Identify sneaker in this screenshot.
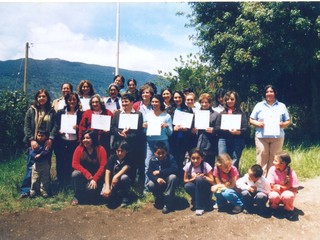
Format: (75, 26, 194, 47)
(20, 192, 29, 199)
(41, 191, 49, 198)
(232, 205, 243, 214)
(120, 198, 129, 208)
(162, 205, 171, 214)
(195, 209, 204, 216)
(29, 190, 36, 198)
(213, 203, 218, 209)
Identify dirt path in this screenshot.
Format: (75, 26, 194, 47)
(0, 177, 319, 240)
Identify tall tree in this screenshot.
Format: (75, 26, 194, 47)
(188, 2, 320, 140)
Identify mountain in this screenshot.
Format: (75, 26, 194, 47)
(0, 58, 161, 99)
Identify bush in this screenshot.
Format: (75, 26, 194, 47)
(0, 90, 29, 161)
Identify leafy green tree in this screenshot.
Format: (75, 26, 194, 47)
(159, 53, 219, 98)
(0, 90, 29, 160)
(187, 2, 320, 140)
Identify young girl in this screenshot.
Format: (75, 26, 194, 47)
(267, 152, 299, 218)
(212, 153, 243, 214)
(183, 148, 214, 216)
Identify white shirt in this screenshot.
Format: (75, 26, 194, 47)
(236, 173, 271, 194)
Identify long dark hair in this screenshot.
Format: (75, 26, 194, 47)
(172, 90, 188, 109)
(33, 89, 52, 112)
(77, 80, 95, 97)
(81, 130, 99, 148)
(151, 94, 166, 111)
(224, 90, 241, 111)
(65, 92, 82, 112)
(188, 148, 205, 178)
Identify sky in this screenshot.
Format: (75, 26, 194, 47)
(0, 2, 199, 75)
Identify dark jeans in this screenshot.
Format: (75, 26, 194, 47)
(20, 150, 34, 195)
(71, 170, 103, 203)
(147, 174, 178, 208)
(184, 176, 212, 210)
(218, 138, 245, 169)
(54, 138, 78, 187)
(241, 190, 268, 211)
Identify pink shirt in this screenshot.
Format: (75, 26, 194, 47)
(267, 166, 299, 188)
(213, 166, 239, 183)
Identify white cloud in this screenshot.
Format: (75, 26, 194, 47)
(0, 3, 198, 75)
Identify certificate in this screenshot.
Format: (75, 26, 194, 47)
(60, 114, 77, 134)
(91, 114, 111, 131)
(57, 99, 66, 110)
(105, 101, 117, 112)
(263, 114, 280, 136)
(172, 109, 194, 129)
(146, 118, 162, 136)
(80, 98, 90, 111)
(194, 110, 210, 130)
(220, 114, 242, 130)
(119, 114, 139, 130)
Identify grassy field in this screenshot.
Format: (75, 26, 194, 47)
(1, 145, 319, 214)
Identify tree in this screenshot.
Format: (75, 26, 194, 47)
(159, 54, 219, 98)
(188, 2, 320, 140)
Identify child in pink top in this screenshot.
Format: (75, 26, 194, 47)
(267, 152, 299, 218)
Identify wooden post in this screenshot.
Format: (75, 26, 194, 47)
(23, 42, 29, 94)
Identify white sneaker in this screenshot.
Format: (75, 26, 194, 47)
(196, 209, 204, 216)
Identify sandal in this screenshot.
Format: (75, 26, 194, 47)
(71, 198, 79, 206)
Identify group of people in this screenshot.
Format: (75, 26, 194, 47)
(19, 75, 298, 219)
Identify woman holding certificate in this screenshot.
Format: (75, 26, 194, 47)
(78, 94, 113, 154)
(215, 91, 248, 170)
(249, 85, 290, 176)
(166, 91, 194, 178)
(111, 93, 144, 184)
(195, 93, 219, 167)
(143, 94, 173, 189)
(54, 93, 83, 188)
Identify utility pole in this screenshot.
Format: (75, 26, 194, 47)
(115, 2, 120, 75)
(23, 42, 29, 94)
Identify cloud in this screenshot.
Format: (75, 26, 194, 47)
(0, 2, 198, 74)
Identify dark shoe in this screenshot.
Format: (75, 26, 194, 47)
(41, 191, 49, 198)
(218, 204, 229, 212)
(120, 198, 129, 208)
(20, 192, 29, 199)
(162, 205, 171, 214)
(29, 191, 36, 199)
(285, 210, 297, 220)
(232, 205, 243, 214)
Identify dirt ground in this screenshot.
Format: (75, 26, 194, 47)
(0, 176, 319, 240)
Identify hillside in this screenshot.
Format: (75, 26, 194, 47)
(0, 58, 161, 99)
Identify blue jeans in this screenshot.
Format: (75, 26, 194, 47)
(20, 150, 34, 195)
(144, 140, 169, 188)
(215, 188, 243, 207)
(218, 138, 245, 169)
(184, 176, 212, 210)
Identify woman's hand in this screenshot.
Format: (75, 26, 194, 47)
(88, 179, 97, 189)
(44, 139, 53, 150)
(229, 129, 241, 135)
(102, 187, 111, 198)
(205, 127, 214, 134)
(30, 140, 38, 150)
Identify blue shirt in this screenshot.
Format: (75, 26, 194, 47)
(250, 100, 290, 138)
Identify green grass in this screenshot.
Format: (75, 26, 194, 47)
(1, 144, 319, 214)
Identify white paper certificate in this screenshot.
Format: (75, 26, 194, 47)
(91, 114, 111, 131)
(60, 114, 77, 134)
(105, 101, 117, 112)
(172, 109, 194, 129)
(80, 98, 90, 111)
(263, 114, 280, 136)
(119, 114, 139, 130)
(146, 118, 162, 136)
(220, 114, 242, 130)
(194, 110, 210, 130)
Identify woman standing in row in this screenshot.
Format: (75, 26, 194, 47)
(250, 85, 290, 176)
(215, 91, 248, 169)
(20, 89, 56, 197)
(55, 93, 83, 187)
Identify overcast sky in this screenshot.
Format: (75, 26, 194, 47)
(0, 2, 199, 74)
